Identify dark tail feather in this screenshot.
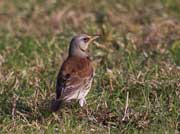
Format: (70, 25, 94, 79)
(50, 99, 62, 112)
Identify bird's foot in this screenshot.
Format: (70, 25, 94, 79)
(79, 98, 86, 107)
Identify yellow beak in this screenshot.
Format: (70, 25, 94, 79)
(88, 35, 100, 44)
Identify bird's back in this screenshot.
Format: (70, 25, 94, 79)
(56, 56, 94, 101)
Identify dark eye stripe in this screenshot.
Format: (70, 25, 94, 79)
(83, 37, 89, 43)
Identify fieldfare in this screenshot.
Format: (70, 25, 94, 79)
(51, 34, 99, 112)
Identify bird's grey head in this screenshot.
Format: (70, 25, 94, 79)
(69, 34, 99, 57)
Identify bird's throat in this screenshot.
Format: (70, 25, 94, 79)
(79, 46, 86, 52)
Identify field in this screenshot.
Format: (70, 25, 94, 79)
(0, 0, 180, 133)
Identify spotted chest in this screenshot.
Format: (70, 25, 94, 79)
(63, 75, 93, 101)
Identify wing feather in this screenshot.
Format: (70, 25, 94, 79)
(56, 56, 93, 101)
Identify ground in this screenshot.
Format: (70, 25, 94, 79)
(0, 0, 180, 133)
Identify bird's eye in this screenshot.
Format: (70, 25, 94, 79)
(83, 37, 89, 43)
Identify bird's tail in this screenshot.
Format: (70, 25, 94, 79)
(50, 99, 62, 112)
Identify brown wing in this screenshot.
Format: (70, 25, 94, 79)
(56, 56, 94, 101)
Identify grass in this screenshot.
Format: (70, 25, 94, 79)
(0, 0, 180, 133)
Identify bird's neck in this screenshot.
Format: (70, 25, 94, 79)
(69, 48, 88, 58)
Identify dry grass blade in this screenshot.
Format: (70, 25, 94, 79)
(12, 95, 19, 121)
(122, 91, 130, 122)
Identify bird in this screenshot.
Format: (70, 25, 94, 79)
(51, 34, 99, 112)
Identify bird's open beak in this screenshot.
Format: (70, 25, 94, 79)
(88, 35, 100, 44)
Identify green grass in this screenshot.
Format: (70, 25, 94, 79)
(0, 0, 180, 133)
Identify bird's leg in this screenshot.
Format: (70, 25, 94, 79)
(79, 98, 86, 107)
